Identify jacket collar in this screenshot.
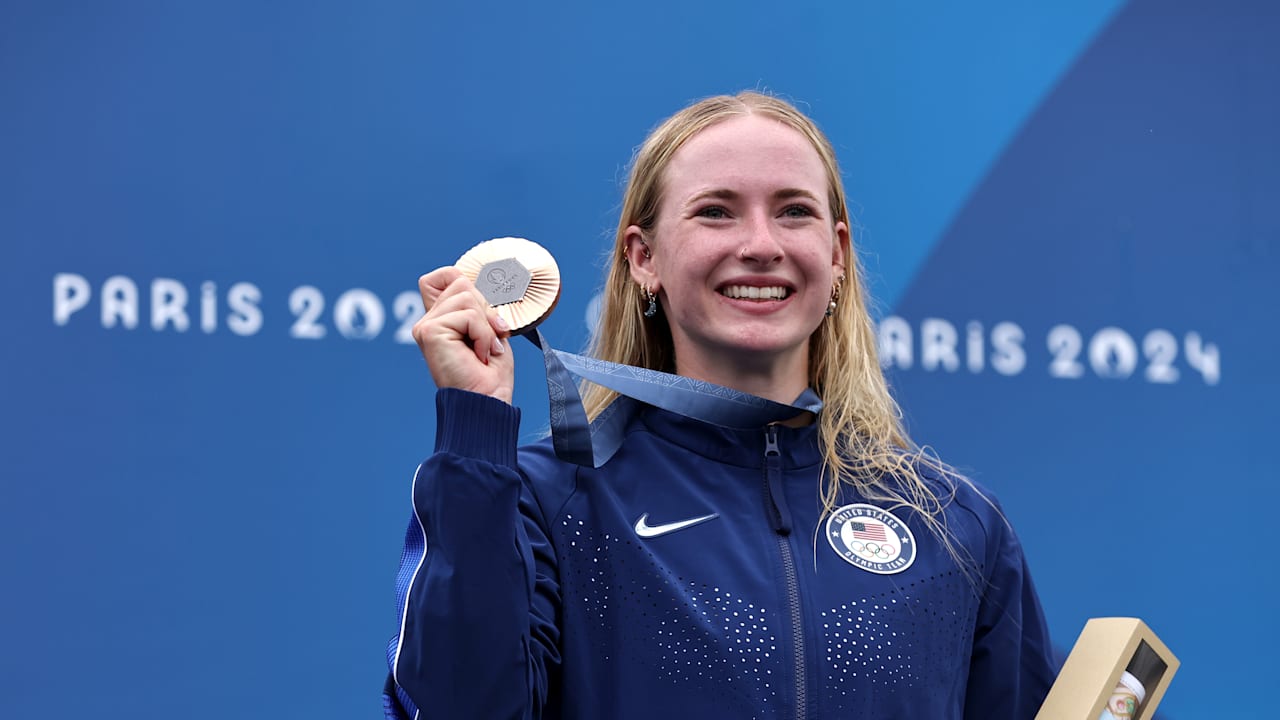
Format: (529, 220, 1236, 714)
(634, 402, 824, 470)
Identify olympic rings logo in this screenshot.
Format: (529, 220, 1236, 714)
(848, 540, 897, 560)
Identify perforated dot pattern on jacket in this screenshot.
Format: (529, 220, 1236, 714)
(558, 514, 782, 717)
(821, 569, 980, 709)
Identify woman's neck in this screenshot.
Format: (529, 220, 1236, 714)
(674, 351, 811, 409)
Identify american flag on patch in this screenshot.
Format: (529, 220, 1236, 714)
(850, 521, 887, 541)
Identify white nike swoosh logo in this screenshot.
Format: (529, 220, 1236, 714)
(634, 512, 720, 538)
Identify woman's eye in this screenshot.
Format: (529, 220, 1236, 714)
(697, 206, 729, 219)
(782, 204, 814, 218)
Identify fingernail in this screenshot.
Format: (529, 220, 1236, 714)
(491, 337, 506, 355)
(493, 314, 510, 331)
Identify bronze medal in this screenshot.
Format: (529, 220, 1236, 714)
(455, 237, 561, 334)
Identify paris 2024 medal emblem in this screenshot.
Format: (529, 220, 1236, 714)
(825, 503, 916, 574)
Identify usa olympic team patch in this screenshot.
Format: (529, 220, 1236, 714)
(825, 503, 916, 574)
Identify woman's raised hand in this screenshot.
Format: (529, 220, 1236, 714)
(412, 267, 515, 404)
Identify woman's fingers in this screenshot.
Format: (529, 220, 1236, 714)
(419, 267, 463, 313)
(425, 285, 503, 355)
(489, 312, 511, 336)
(411, 268, 515, 402)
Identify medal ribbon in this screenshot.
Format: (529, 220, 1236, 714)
(526, 330, 822, 468)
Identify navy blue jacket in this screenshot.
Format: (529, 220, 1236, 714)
(384, 389, 1055, 718)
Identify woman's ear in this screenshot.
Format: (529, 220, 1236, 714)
(624, 225, 659, 291)
(832, 221, 849, 279)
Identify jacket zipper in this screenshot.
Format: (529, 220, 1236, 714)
(764, 426, 806, 720)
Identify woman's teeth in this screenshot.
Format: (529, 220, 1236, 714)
(720, 285, 788, 300)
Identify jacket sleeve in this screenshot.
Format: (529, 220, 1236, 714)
(383, 389, 562, 719)
(964, 505, 1057, 720)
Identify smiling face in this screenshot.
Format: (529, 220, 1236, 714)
(626, 113, 848, 396)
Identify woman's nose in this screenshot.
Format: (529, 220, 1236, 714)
(738, 212, 784, 264)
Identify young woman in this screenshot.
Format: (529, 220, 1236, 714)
(385, 92, 1056, 719)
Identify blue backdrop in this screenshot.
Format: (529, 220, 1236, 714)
(3, 1, 1274, 717)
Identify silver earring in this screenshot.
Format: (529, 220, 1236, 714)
(825, 279, 841, 318)
(643, 286, 658, 318)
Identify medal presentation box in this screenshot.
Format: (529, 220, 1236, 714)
(1036, 618, 1179, 720)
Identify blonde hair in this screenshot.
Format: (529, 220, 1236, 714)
(583, 91, 970, 568)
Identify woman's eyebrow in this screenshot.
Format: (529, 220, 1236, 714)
(683, 187, 820, 208)
(684, 188, 738, 207)
(773, 188, 821, 202)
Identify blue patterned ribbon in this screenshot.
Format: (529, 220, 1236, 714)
(526, 330, 823, 468)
